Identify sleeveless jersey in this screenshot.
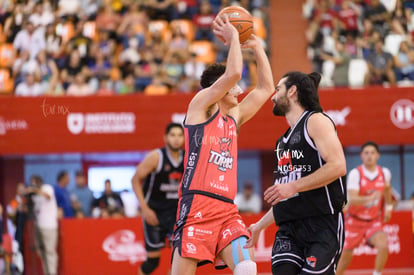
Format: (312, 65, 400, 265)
(180, 110, 238, 202)
(143, 147, 184, 211)
(347, 165, 386, 220)
(272, 111, 346, 224)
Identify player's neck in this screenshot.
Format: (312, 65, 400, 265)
(285, 106, 306, 128)
(363, 164, 377, 172)
(166, 146, 180, 160)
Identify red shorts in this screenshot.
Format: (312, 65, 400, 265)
(343, 214, 384, 250)
(173, 193, 249, 266)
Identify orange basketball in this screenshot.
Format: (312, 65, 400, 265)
(216, 6, 254, 44)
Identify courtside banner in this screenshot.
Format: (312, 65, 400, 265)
(1, 87, 413, 154)
(51, 212, 412, 275)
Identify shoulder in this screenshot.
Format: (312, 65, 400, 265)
(307, 112, 335, 135)
(381, 166, 392, 182)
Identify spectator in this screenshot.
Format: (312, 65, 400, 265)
(95, 4, 121, 37)
(117, 2, 148, 45)
(365, 39, 396, 85)
(54, 171, 74, 218)
(168, 25, 189, 57)
(363, 0, 389, 36)
(394, 40, 414, 81)
(29, 175, 58, 275)
(13, 49, 40, 85)
(36, 50, 59, 94)
(29, 2, 54, 27)
(96, 77, 115, 96)
(144, 72, 169, 95)
(66, 20, 93, 61)
(66, 72, 94, 96)
(13, 21, 45, 59)
(320, 39, 351, 87)
(57, 0, 81, 20)
(234, 183, 262, 214)
(135, 50, 158, 91)
(93, 179, 124, 217)
(146, 0, 178, 22)
(45, 23, 64, 60)
(69, 171, 94, 217)
(116, 73, 135, 95)
(3, 3, 25, 43)
(60, 50, 88, 89)
(193, 0, 215, 41)
(15, 73, 43, 96)
(162, 52, 185, 89)
(337, 0, 360, 39)
(7, 183, 27, 256)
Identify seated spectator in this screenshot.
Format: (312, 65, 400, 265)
(36, 50, 59, 94)
(66, 20, 93, 62)
(15, 73, 43, 96)
(394, 41, 414, 81)
(3, 3, 25, 43)
(144, 72, 169, 95)
(234, 183, 262, 214)
(117, 2, 148, 45)
(146, 30, 168, 65)
(135, 51, 158, 91)
(365, 39, 396, 85)
(60, 50, 88, 89)
(92, 179, 124, 217)
(363, 0, 390, 36)
(337, 0, 360, 39)
(96, 77, 115, 96)
(162, 52, 185, 89)
(168, 25, 189, 57)
(66, 72, 94, 96)
(146, 0, 178, 22)
(320, 39, 351, 87)
(116, 73, 136, 95)
(45, 23, 64, 61)
(193, 0, 215, 41)
(13, 50, 40, 85)
(29, 2, 54, 27)
(13, 20, 45, 59)
(95, 4, 121, 38)
(57, 0, 81, 21)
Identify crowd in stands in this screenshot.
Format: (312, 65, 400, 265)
(304, 0, 414, 87)
(0, 0, 268, 96)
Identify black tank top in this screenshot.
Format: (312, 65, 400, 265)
(272, 111, 346, 225)
(143, 147, 184, 211)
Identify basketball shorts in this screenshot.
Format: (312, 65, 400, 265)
(143, 209, 177, 251)
(343, 214, 384, 250)
(272, 212, 344, 275)
(173, 193, 249, 267)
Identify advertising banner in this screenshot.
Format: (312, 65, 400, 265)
(1, 87, 413, 154)
(54, 211, 413, 275)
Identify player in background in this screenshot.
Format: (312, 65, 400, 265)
(336, 141, 393, 275)
(171, 14, 274, 275)
(132, 123, 184, 275)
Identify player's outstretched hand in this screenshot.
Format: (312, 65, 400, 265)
(142, 207, 159, 226)
(212, 14, 239, 46)
(244, 223, 261, 248)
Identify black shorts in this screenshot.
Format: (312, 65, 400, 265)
(272, 212, 344, 275)
(143, 209, 177, 251)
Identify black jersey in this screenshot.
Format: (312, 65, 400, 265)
(272, 111, 346, 225)
(143, 147, 184, 212)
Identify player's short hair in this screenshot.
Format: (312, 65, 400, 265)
(361, 141, 379, 153)
(75, 170, 85, 177)
(165, 122, 183, 135)
(282, 71, 323, 112)
(57, 170, 68, 182)
(200, 63, 226, 88)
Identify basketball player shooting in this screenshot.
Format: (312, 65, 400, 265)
(171, 12, 274, 275)
(246, 72, 347, 275)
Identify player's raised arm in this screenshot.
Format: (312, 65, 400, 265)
(186, 14, 242, 125)
(231, 34, 274, 126)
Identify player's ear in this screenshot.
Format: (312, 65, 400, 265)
(287, 85, 297, 98)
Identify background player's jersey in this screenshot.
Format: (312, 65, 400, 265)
(273, 111, 346, 224)
(179, 110, 238, 201)
(143, 147, 184, 211)
(347, 165, 386, 220)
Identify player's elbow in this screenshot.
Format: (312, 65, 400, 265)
(224, 70, 242, 84)
(335, 160, 347, 178)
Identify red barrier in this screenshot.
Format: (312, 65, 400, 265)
(1, 87, 413, 154)
(54, 211, 413, 275)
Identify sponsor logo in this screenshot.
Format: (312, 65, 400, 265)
(390, 99, 414, 129)
(208, 137, 234, 172)
(325, 107, 351, 126)
(194, 211, 202, 219)
(306, 256, 317, 268)
(67, 112, 135, 135)
(0, 117, 28, 136)
(102, 230, 146, 264)
(186, 243, 197, 254)
(222, 229, 232, 239)
(188, 226, 194, 237)
(210, 180, 229, 192)
(183, 152, 197, 188)
(274, 239, 291, 252)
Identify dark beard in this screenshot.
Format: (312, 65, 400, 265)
(272, 98, 290, 116)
